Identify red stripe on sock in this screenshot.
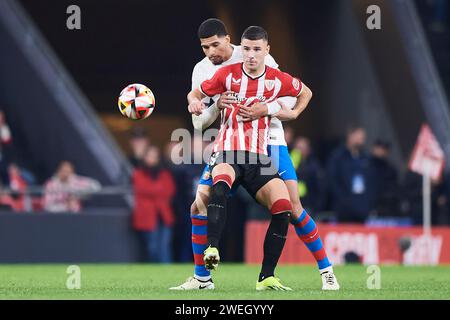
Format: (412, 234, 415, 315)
(312, 247, 327, 261)
(192, 234, 207, 244)
(191, 217, 207, 226)
(213, 174, 233, 189)
(194, 253, 205, 266)
(299, 226, 320, 243)
(295, 214, 310, 228)
(270, 199, 292, 215)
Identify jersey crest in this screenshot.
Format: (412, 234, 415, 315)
(265, 79, 275, 91)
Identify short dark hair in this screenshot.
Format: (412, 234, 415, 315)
(241, 26, 268, 42)
(197, 18, 228, 39)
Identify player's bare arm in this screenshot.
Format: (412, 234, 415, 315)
(274, 83, 312, 121)
(187, 88, 207, 115)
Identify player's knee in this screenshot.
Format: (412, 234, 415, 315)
(270, 198, 292, 215)
(213, 174, 233, 188)
(211, 174, 233, 197)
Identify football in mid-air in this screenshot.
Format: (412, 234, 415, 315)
(118, 83, 155, 120)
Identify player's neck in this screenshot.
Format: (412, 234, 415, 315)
(242, 63, 265, 78)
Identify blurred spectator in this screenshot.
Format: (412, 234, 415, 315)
(7, 163, 29, 211)
(283, 125, 295, 150)
(0, 110, 13, 185)
(435, 172, 449, 225)
(290, 136, 327, 213)
(327, 126, 376, 223)
(0, 163, 28, 212)
(128, 127, 150, 167)
(370, 139, 399, 216)
(132, 146, 176, 263)
(43, 161, 101, 213)
(443, 172, 450, 224)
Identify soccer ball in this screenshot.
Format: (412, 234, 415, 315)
(118, 83, 155, 120)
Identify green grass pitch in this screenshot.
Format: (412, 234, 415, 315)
(0, 264, 449, 299)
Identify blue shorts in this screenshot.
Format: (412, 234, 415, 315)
(267, 145, 298, 181)
(198, 145, 297, 187)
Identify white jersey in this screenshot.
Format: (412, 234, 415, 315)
(191, 45, 294, 146)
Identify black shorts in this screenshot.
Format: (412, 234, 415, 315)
(208, 151, 281, 199)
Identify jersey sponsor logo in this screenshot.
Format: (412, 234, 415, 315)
(232, 77, 241, 84)
(264, 80, 275, 91)
(230, 93, 266, 104)
(292, 78, 300, 91)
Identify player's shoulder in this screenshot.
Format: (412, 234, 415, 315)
(266, 65, 280, 73)
(268, 67, 298, 80)
(267, 65, 286, 73)
(193, 57, 210, 73)
(228, 62, 243, 69)
(266, 65, 285, 77)
(218, 62, 242, 74)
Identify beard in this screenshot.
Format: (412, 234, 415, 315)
(209, 56, 224, 65)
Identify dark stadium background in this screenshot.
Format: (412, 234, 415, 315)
(0, 0, 449, 265)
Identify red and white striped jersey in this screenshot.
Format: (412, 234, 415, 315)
(200, 62, 303, 155)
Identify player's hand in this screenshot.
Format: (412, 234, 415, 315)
(188, 100, 206, 116)
(217, 91, 236, 110)
(273, 100, 297, 121)
(238, 102, 268, 122)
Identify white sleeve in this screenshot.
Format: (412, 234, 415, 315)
(192, 103, 220, 130)
(191, 63, 203, 91)
(264, 54, 279, 69)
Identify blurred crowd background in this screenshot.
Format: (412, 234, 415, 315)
(1, 0, 450, 263)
